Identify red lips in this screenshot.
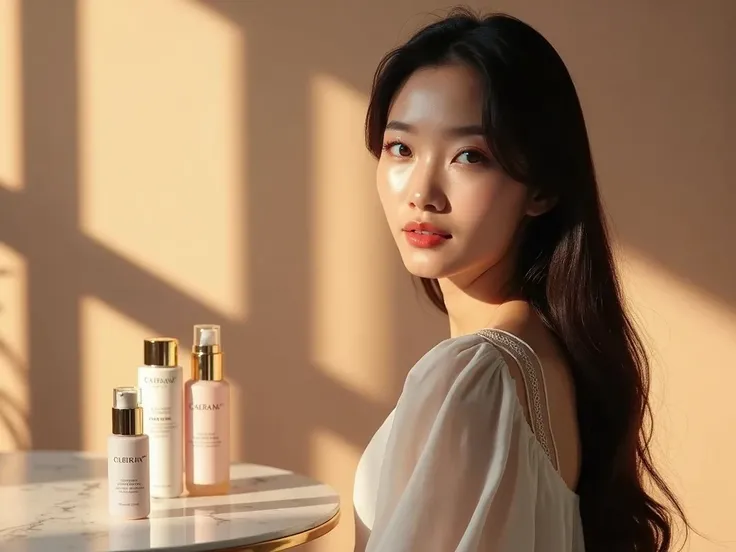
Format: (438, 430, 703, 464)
(401, 221, 452, 249)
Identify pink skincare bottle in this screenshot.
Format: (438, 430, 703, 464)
(185, 324, 230, 496)
(108, 386, 150, 519)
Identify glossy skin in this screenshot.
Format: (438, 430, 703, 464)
(376, 63, 552, 292)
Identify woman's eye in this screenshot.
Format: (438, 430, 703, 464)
(384, 142, 412, 158)
(455, 150, 486, 165)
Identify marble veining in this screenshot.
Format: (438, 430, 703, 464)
(0, 452, 340, 552)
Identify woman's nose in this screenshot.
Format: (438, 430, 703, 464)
(406, 164, 447, 213)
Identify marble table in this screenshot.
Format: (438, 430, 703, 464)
(0, 451, 340, 552)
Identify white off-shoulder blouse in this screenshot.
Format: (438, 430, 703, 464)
(353, 329, 585, 551)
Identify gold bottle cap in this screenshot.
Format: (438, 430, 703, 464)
(144, 337, 178, 367)
(111, 386, 144, 436)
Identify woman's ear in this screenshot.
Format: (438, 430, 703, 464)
(526, 189, 558, 217)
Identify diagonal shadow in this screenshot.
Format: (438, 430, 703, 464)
(0, 0, 391, 465)
(0, 188, 384, 453)
(0, 265, 28, 449)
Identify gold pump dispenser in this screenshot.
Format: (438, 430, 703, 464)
(191, 324, 223, 381)
(111, 387, 144, 436)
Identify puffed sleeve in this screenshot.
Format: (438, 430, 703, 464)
(364, 334, 529, 552)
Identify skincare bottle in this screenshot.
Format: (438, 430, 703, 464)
(108, 386, 150, 519)
(185, 324, 230, 496)
(137, 337, 183, 498)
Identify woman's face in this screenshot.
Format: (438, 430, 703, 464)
(377, 63, 541, 284)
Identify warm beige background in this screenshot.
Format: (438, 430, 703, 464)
(0, 0, 733, 550)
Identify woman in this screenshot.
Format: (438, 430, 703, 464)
(352, 8, 689, 552)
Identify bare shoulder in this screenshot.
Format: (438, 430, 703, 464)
(491, 301, 581, 490)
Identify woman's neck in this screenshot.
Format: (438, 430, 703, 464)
(439, 259, 521, 338)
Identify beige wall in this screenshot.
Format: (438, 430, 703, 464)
(0, 0, 733, 550)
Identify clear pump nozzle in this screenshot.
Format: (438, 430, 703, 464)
(194, 324, 221, 348)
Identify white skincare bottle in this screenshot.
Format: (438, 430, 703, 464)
(108, 386, 150, 519)
(137, 337, 183, 498)
(185, 324, 230, 496)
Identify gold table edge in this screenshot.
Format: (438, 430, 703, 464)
(212, 509, 341, 551)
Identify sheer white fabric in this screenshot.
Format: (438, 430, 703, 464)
(353, 333, 585, 551)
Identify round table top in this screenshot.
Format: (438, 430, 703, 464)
(0, 451, 340, 552)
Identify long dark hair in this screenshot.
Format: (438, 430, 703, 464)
(365, 8, 688, 552)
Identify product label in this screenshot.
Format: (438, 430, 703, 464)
(139, 369, 182, 438)
(113, 455, 147, 463)
(190, 403, 224, 411)
(138, 367, 183, 496)
(112, 474, 147, 497)
(143, 376, 177, 384)
(108, 436, 150, 516)
(186, 382, 230, 486)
